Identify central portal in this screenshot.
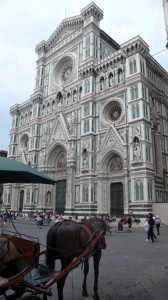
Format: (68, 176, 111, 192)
(110, 182, 123, 217)
(56, 180, 66, 215)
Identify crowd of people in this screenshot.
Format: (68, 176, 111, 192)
(0, 210, 162, 242)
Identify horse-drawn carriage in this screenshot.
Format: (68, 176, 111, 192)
(0, 218, 106, 300)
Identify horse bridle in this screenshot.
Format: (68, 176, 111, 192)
(0, 238, 10, 262)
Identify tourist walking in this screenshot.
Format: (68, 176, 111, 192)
(155, 215, 161, 235)
(148, 213, 155, 243)
(127, 215, 132, 232)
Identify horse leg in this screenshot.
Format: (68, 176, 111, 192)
(93, 249, 102, 300)
(57, 258, 72, 300)
(82, 259, 89, 297)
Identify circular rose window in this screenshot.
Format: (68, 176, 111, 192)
(51, 53, 76, 90)
(100, 98, 124, 126)
(109, 105, 122, 121)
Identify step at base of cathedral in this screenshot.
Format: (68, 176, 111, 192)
(128, 203, 153, 216)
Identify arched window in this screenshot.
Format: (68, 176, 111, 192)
(131, 85, 138, 100)
(82, 185, 89, 202)
(148, 181, 153, 200)
(133, 59, 137, 73)
(21, 116, 24, 125)
(46, 191, 51, 204)
(131, 104, 140, 119)
(85, 80, 90, 94)
(130, 60, 133, 75)
(25, 114, 28, 124)
(135, 180, 144, 200)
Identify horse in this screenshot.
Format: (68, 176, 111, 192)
(0, 236, 21, 273)
(46, 217, 107, 300)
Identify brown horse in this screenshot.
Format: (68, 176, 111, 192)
(46, 217, 106, 300)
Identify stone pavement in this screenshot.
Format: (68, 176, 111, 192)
(1, 220, 168, 300)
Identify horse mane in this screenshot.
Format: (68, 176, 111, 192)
(85, 217, 107, 235)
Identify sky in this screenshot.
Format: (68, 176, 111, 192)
(0, 0, 168, 151)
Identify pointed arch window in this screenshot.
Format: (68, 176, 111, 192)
(148, 181, 153, 200)
(131, 85, 138, 100)
(130, 59, 137, 75)
(85, 79, 90, 94)
(131, 104, 140, 119)
(82, 185, 89, 202)
(135, 180, 144, 200)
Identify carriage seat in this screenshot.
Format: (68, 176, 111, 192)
(0, 257, 33, 280)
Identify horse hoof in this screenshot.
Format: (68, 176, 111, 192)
(82, 290, 89, 297)
(93, 294, 100, 300)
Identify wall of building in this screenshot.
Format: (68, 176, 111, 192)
(153, 203, 168, 225)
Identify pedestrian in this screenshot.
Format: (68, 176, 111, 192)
(46, 213, 51, 226)
(144, 216, 149, 241)
(155, 215, 161, 235)
(37, 215, 43, 228)
(105, 219, 112, 235)
(148, 213, 155, 243)
(127, 215, 132, 232)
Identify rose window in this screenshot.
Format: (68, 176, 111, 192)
(109, 105, 122, 121)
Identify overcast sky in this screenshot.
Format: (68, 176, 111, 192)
(0, 0, 167, 151)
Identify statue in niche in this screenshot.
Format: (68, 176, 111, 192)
(82, 148, 88, 168)
(100, 78, 104, 91)
(133, 137, 141, 159)
(118, 69, 123, 83)
(67, 142, 74, 159)
(109, 74, 113, 87)
(134, 142, 141, 158)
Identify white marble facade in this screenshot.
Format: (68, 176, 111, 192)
(4, 2, 168, 217)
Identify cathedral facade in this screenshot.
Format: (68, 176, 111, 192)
(3, 3, 168, 217)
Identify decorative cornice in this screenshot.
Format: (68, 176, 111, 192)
(146, 54, 168, 80)
(121, 35, 149, 57)
(80, 2, 103, 22)
(36, 16, 83, 55)
(79, 50, 126, 77)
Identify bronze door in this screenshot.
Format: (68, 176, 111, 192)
(110, 183, 123, 217)
(19, 190, 24, 212)
(56, 180, 66, 215)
